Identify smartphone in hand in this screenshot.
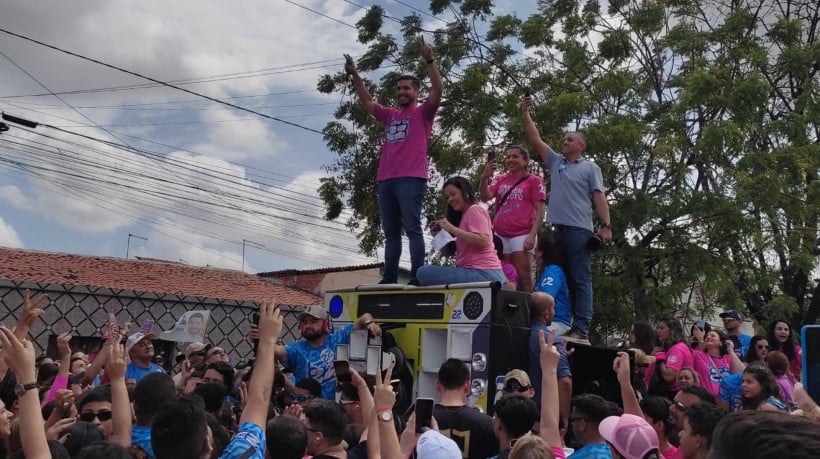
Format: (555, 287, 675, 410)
(487, 151, 497, 162)
(415, 397, 434, 433)
(334, 360, 352, 383)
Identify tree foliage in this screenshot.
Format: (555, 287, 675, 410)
(318, 0, 820, 337)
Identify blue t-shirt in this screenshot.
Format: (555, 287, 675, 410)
(535, 264, 571, 327)
(131, 425, 154, 457)
(125, 363, 165, 382)
(542, 148, 605, 232)
(219, 422, 265, 459)
(736, 334, 751, 359)
(717, 372, 743, 412)
(285, 325, 353, 400)
(569, 442, 612, 459)
(530, 320, 572, 404)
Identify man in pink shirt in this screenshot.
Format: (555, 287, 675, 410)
(345, 38, 443, 284)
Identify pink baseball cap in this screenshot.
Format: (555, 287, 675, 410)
(598, 414, 660, 459)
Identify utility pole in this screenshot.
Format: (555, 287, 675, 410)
(126, 233, 147, 259)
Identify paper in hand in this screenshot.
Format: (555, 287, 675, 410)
(432, 229, 455, 252)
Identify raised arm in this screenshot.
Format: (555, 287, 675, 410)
(614, 352, 643, 417)
(0, 326, 50, 459)
(479, 161, 496, 202)
(522, 95, 552, 162)
(240, 302, 283, 428)
(419, 37, 442, 106)
(538, 329, 562, 449)
(105, 330, 132, 448)
(344, 54, 376, 115)
(354, 313, 382, 337)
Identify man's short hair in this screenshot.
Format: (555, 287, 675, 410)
(338, 373, 375, 400)
(77, 386, 112, 412)
(295, 378, 322, 398)
(152, 395, 208, 459)
(640, 396, 673, 433)
(437, 358, 470, 390)
(711, 411, 820, 459)
(303, 399, 347, 445)
(679, 385, 716, 405)
(571, 394, 623, 425)
(684, 403, 725, 450)
(266, 415, 308, 459)
(397, 74, 420, 90)
(494, 395, 539, 439)
(572, 130, 588, 149)
(192, 382, 228, 414)
(206, 361, 235, 391)
(134, 373, 177, 422)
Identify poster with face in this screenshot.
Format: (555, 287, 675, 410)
(159, 310, 210, 343)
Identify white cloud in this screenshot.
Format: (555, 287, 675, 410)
(0, 216, 24, 248)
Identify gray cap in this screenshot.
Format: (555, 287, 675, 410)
(298, 305, 328, 321)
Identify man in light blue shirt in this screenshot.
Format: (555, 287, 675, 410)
(274, 305, 381, 400)
(523, 95, 612, 343)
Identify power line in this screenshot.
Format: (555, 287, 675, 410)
(0, 27, 326, 135)
(284, 0, 357, 28)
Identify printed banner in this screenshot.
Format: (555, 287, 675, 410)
(159, 310, 210, 343)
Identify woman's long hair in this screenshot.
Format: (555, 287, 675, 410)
(658, 318, 685, 350)
(743, 335, 768, 363)
(631, 320, 656, 355)
(741, 365, 782, 410)
(706, 329, 730, 357)
(442, 176, 477, 227)
(766, 319, 797, 362)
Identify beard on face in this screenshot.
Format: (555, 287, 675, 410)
(302, 327, 323, 342)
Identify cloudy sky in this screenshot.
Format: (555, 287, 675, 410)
(0, 1, 526, 274)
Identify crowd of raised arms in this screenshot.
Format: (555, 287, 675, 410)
(2, 41, 819, 459)
(1, 291, 819, 459)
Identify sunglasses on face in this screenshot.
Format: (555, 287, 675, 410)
(79, 410, 113, 422)
(288, 393, 314, 403)
(503, 381, 531, 393)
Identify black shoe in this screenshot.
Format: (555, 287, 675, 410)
(407, 279, 421, 287)
(562, 328, 591, 345)
(379, 278, 398, 284)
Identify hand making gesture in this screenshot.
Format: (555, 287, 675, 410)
(13, 289, 47, 340)
(419, 36, 434, 62)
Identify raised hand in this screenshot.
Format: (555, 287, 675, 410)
(613, 352, 631, 383)
(419, 36, 433, 61)
(538, 329, 560, 372)
(106, 343, 127, 381)
(0, 326, 36, 379)
(522, 93, 534, 113)
(257, 302, 283, 343)
(343, 53, 357, 75)
(373, 367, 396, 411)
(481, 160, 496, 180)
(57, 332, 72, 358)
(13, 289, 46, 340)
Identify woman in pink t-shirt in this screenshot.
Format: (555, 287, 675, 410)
(416, 177, 506, 286)
(649, 318, 693, 396)
(767, 319, 802, 381)
(691, 329, 745, 396)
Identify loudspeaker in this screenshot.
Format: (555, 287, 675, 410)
(565, 343, 634, 406)
(486, 289, 532, 415)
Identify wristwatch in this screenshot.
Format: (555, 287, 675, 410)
(378, 410, 394, 422)
(14, 382, 37, 397)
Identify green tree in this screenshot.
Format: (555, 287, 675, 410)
(318, 0, 819, 337)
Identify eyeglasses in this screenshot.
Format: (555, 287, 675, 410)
(503, 381, 531, 393)
(673, 401, 688, 413)
(756, 345, 770, 350)
(79, 410, 113, 422)
(288, 393, 314, 403)
(722, 317, 737, 322)
(339, 399, 358, 406)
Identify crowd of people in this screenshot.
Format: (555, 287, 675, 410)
(1, 288, 819, 459)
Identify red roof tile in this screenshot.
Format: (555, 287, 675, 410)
(0, 247, 322, 305)
(257, 262, 385, 277)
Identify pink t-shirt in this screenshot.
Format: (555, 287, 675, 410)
(489, 173, 547, 237)
(692, 350, 732, 396)
(372, 100, 439, 181)
(455, 205, 503, 270)
(663, 446, 682, 459)
(665, 341, 693, 392)
(502, 260, 519, 285)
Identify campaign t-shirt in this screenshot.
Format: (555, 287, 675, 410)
(692, 350, 732, 396)
(131, 425, 154, 458)
(664, 342, 693, 392)
(534, 264, 571, 327)
(530, 320, 572, 404)
(218, 422, 265, 459)
(285, 325, 353, 400)
(568, 442, 612, 459)
(125, 362, 165, 383)
(717, 372, 743, 412)
(455, 205, 503, 270)
(433, 404, 498, 459)
(489, 173, 547, 237)
(372, 100, 439, 181)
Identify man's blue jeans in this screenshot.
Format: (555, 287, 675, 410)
(378, 177, 426, 282)
(553, 225, 593, 334)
